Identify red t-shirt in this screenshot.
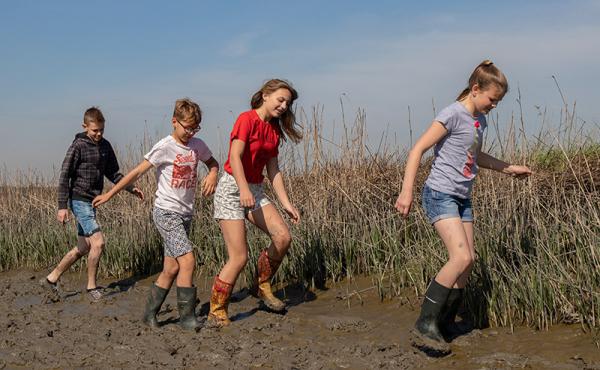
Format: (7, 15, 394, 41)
(224, 110, 281, 183)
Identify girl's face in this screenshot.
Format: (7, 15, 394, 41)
(262, 88, 292, 119)
(472, 84, 504, 115)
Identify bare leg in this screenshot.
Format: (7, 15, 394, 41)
(247, 204, 292, 260)
(47, 236, 90, 283)
(86, 232, 105, 290)
(433, 218, 475, 289)
(247, 204, 291, 312)
(454, 222, 475, 288)
(217, 219, 248, 285)
(155, 256, 179, 290)
(175, 252, 195, 288)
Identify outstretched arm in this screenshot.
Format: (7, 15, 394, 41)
(395, 121, 448, 217)
(93, 160, 153, 207)
(267, 156, 300, 224)
(477, 152, 532, 178)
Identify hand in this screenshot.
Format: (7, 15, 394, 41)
(57, 209, 69, 224)
(283, 203, 301, 224)
(201, 172, 218, 196)
(132, 187, 144, 200)
(239, 188, 255, 209)
(395, 191, 413, 218)
(507, 165, 533, 179)
(92, 193, 112, 208)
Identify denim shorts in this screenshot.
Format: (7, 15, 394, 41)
(69, 199, 101, 237)
(421, 185, 473, 224)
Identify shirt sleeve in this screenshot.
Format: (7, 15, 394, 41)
(194, 139, 213, 162)
(229, 113, 252, 143)
(144, 140, 166, 167)
(434, 105, 458, 134)
(57, 141, 80, 209)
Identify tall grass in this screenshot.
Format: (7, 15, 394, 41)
(0, 102, 598, 331)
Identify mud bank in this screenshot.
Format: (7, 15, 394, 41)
(0, 270, 598, 369)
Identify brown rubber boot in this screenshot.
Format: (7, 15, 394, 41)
(207, 276, 233, 327)
(257, 249, 286, 312)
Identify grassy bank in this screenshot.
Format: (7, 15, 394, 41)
(1, 104, 598, 331)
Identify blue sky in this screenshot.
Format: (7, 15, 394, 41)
(1, 0, 599, 176)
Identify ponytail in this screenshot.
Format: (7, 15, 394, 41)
(457, 60, 508, 101)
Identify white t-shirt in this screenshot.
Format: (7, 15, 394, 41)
(144, 135, 213, 215)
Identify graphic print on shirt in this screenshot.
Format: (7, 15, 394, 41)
(171, 150, 199, 189)
(463, 120, 480, 178)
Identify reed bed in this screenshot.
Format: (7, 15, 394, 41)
(0, 103, 598, 331)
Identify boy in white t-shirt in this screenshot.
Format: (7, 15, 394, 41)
(93, 98, 218, 330)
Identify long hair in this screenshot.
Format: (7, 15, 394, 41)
(456, 60, 508, 101)
(250, 79, 303, 143)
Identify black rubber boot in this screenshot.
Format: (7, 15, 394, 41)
(439, 288, 464, 340)
(142, 284, 169, 328)
(411, 279, 451, 355)
(177, 286, 201, 331)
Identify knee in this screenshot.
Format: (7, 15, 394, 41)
(230, 253, 248, 270)
(89, 239, 105, 253)
(450, 251, 475, 272)
(178, 254, 196, 271)
(75, 245, 89, 257)
(272, 230, 292, 250)
(164, 264, 179, 278)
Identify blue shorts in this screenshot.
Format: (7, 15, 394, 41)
(69, 199, 101, 237)
(421, 185, 473, 224)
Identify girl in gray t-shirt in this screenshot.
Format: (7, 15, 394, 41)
(395, 60, 532, 355)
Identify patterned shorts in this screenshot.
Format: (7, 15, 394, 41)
(152, 207, 194, 258)
(213, 172, 272, 220)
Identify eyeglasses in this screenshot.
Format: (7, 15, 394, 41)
(176, 120, 201, 135)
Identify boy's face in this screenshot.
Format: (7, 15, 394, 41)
(171, 117, 200, 144)
(83, 121, 105, 143)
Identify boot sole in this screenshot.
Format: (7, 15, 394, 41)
(259, 299, 287, 313)
(410, 329, 451, 357)
(206, 315, 231, 328)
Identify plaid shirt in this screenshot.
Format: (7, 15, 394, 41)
(57, 133, 131, 209)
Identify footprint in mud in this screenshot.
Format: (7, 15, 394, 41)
(320, 316, 372, 333)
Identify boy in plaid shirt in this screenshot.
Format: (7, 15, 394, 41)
(41, 107, 142, 301)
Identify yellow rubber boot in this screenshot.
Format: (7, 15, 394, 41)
(257, 250, 286, 312)
(208, 276, 233, 327)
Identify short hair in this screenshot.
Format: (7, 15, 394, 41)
(173, 98, 202, 125)
(83, 107, 105, 125)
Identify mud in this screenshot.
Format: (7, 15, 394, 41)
(0, 270, 598, 369)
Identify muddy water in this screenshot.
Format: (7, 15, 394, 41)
(0, 270, 598, 369)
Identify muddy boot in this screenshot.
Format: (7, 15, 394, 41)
(208, 277, 233, 327)
(439, 288, 464, 341)
(411, 280, 451, 356)
(142, 284, 169, 328)
(177, 286, 201, 330)
(257, 249, 286, 312)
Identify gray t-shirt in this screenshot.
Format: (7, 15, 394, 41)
(424, 101, 486, 199)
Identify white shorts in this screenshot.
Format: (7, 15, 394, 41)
(213, 172, 272, 220)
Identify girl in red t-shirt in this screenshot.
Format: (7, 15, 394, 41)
(210, 79, 303, 326)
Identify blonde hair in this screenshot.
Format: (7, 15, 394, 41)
(457, 60, 508, 101)
(83, 107, 105, 125)
(173, 98, 202, 125)
(251, 79, 303, 144)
